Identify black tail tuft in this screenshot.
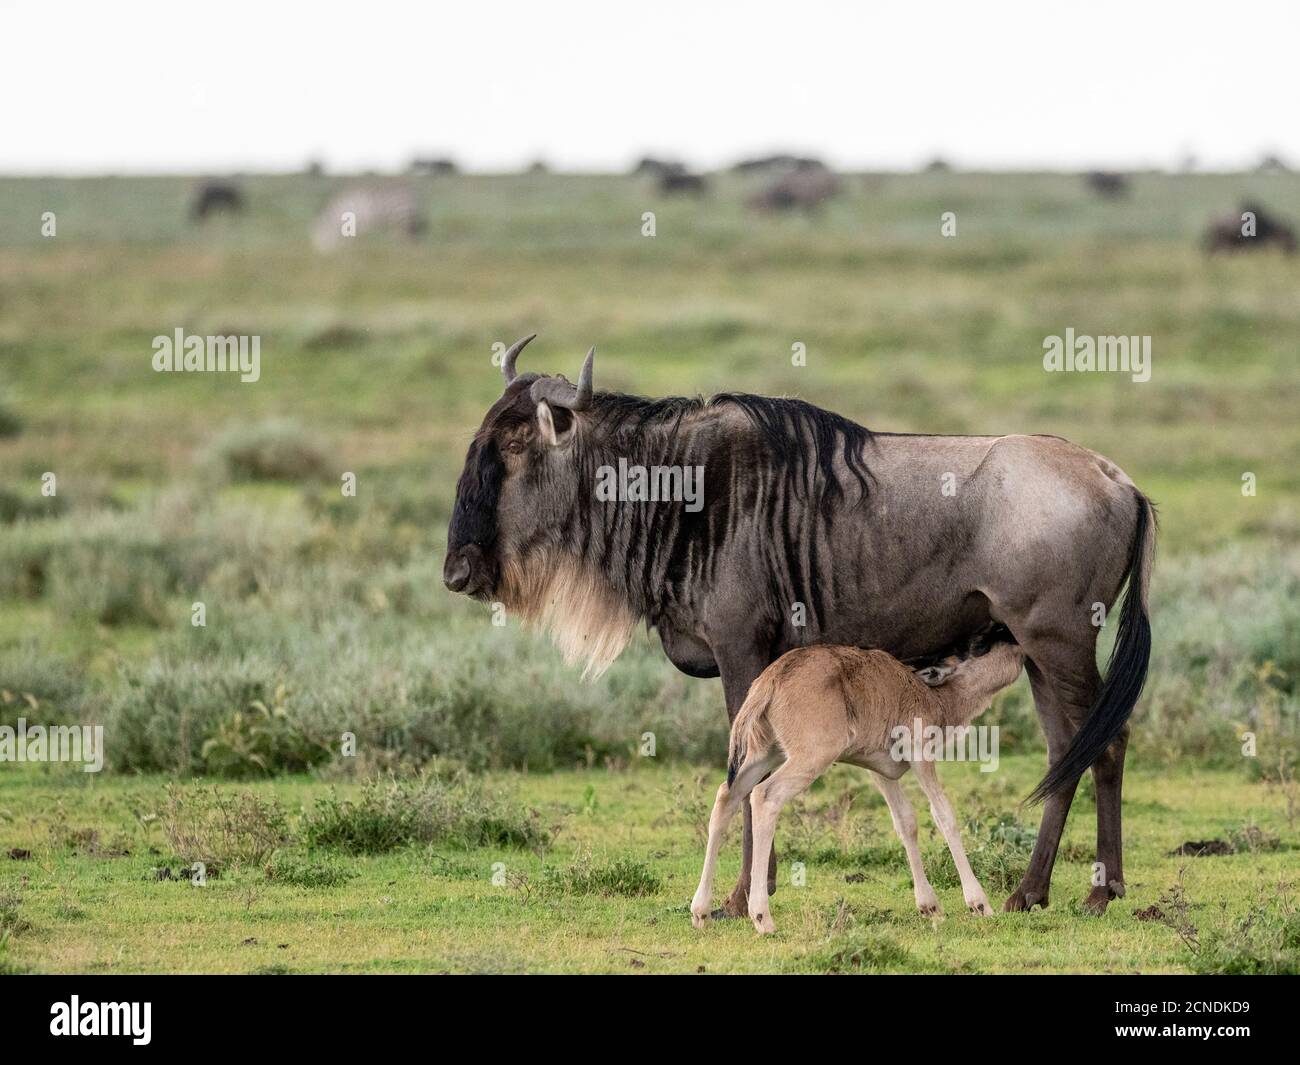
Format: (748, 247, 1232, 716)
(1028, 494, 1154, 804)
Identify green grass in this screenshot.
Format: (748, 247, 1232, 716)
(0, 171, 1297, 971)
(1, 758, 1297, 974)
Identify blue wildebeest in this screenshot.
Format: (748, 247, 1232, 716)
(444, 338, 1154, 917)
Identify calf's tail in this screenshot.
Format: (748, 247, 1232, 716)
(727, 675, 776, 786)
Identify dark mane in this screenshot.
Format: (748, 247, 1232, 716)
(711, 393, 873, 509)
(584, 390, 873, 511)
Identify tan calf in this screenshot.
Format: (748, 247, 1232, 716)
(691, 638, 1025, 934)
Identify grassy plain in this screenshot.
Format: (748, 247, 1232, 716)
(0, 170, 1297, 972)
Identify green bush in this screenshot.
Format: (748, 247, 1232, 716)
(542, 856, 662, 898)
(264, 852, 356, 888)
(302, 771, 547, 854)
(0, 404, 21, 439)
(160, 784, 292, 866)
(206, 419, 329, 482)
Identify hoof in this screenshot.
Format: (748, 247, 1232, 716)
(1003, 887, 1049, 912)
(1082, 885, 1114, 915)
(916, 891, 943, 917)
(719, 890, 749, 919)
(751, 911, 775, 935)
(691, 909, 710, 930)
(967, 897, 993, 916)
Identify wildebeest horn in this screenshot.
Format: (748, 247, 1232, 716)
(501, 334, 537, 385)
(530, 347, 595, 411)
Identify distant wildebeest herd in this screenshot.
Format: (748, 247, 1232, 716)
(444, 337, 1156, 924)
(187, 162, 1299, 256)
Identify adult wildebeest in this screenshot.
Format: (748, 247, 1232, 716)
(1203, 203, 1297, 255)
(1084, 171, 1129, 198)
(444, 338, 1155, 917)
(189, 180, 245, 221)
(658, 166, 708, 195)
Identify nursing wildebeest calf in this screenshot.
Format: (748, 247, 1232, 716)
(444, 337, 1155, 916)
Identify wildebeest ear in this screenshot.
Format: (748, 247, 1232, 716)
(536, 400, 570, 447)
(917, 664, 954, 687)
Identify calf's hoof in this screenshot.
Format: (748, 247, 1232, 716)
(750, 910, 776, 935)
(1003, 886, 1049, 912)
(967, 895, 993, 916)
(915, 889, 942, 917)
(690, 907, 710, 930)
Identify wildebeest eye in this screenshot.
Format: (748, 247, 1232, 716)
(503, 439, 527, 455)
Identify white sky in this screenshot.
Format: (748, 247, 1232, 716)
(3, 0, 1297, 174)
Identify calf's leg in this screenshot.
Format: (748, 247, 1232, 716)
(747, 760, 823, 935)
(911, 757, 991, 915)
(691, 751, 783, 928)
(869, 771, 941, 916)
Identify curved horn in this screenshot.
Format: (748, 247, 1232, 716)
(530, 347, 595, 412)
(501, 333, 537, 385)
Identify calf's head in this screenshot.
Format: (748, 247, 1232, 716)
(443, 335, 595, 600)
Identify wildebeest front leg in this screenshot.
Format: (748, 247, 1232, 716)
(716, 650, 774, 919)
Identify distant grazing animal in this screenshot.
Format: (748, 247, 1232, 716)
(733, 154, 826, 174)
(692, 629, 1024, 933)
(747, 165, 840, 212)
(311, 186, 426, 251)
(189, 181, 245, 222)
(658, 167, 708, 195)
(1203, 203, 1297, 255)
(633, 157, 685, 177)
(444, 337, 1155, 920)
(410, 156, 458, 175)
(1084, 171, 1129, 198)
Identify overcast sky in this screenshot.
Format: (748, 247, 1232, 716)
(4, 1, 1296, 174)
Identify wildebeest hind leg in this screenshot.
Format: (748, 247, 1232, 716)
(1085, 726, 1129, 914)
(1004, 643, 1099, 911)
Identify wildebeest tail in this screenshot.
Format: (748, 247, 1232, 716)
(1029, 493, 1155, 803)
(727, 675, 776, 786)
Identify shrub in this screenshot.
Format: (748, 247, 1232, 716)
(1190, 901, 1300, 975)
(0, 895, 31, 936)
(160, 784, 292, 866)
(542, 856, 661, 898)
(802, 932, 920, 974)
(200, 686, 334, 778)
(264, 852, 356, 888)
(206, 419, 329, 482)
(302, 771, 547, 854)
(0, 404, 21, 439)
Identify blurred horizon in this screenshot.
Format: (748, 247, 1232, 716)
(4, 0, 1297, 176)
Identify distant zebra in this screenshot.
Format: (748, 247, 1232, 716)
(311, 185, 427, 251)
